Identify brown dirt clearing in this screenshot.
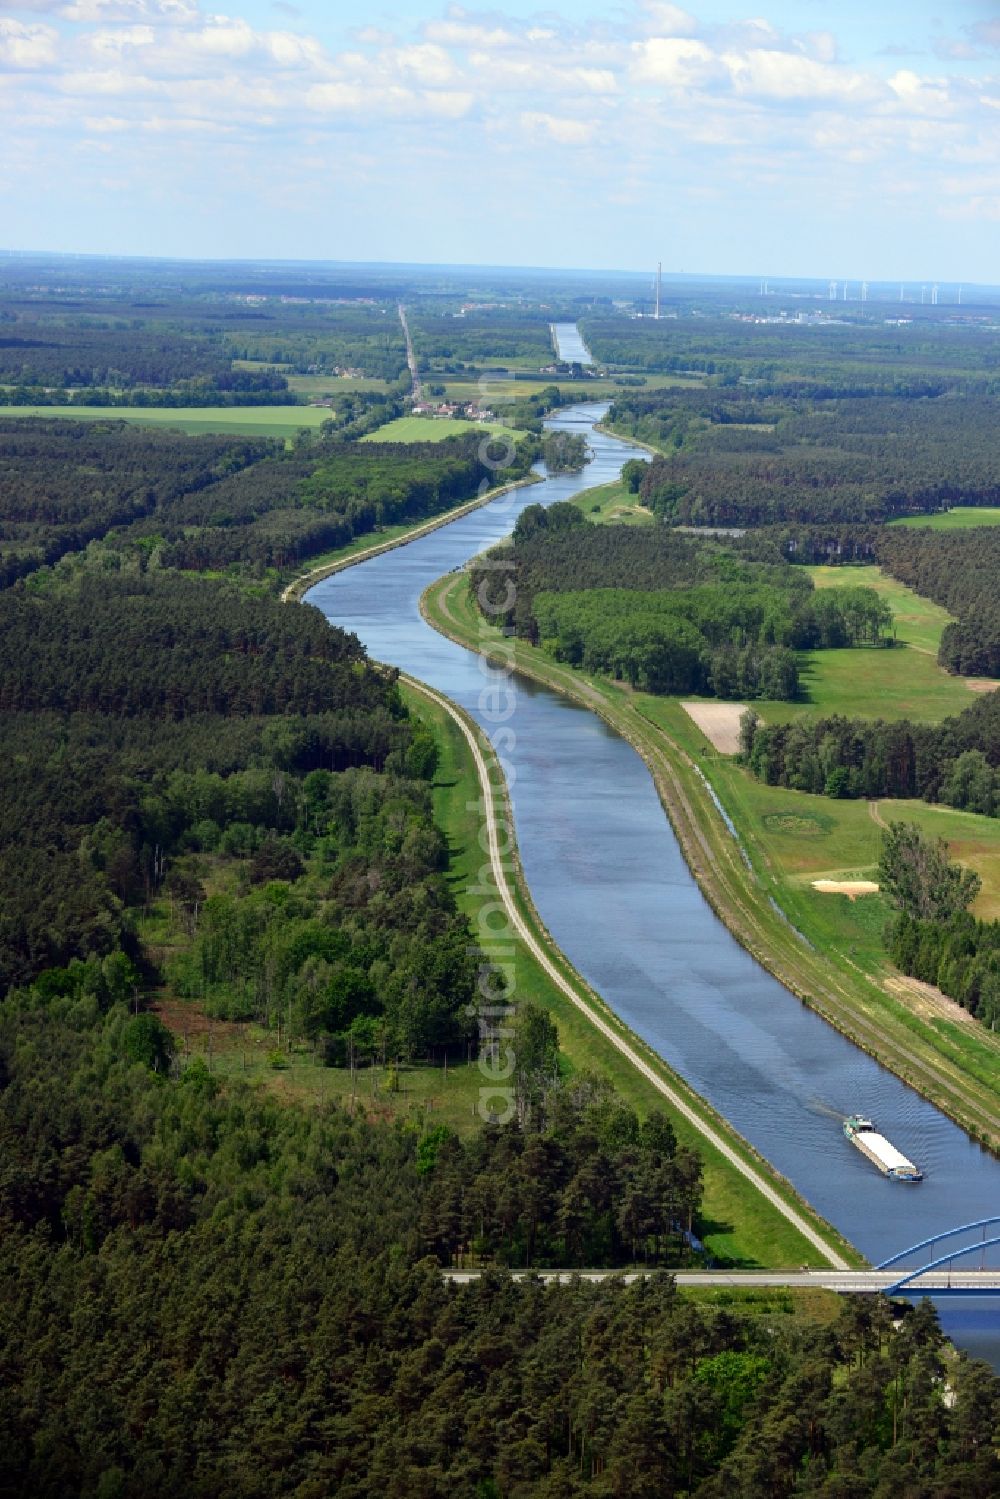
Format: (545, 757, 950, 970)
(680, 701, 748, 754)
(811, 879, 880, 899)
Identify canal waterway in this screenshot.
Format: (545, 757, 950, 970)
(551, 320, 594, 365)
(307, 393, 999, 1363)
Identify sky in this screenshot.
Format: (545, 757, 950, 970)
(4, 1, 1000, 281)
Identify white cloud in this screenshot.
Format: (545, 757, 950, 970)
(888, 69, 951, 114)
(60, 0, 198, 19)
(424, 19, 517, 49)
(640, 3, 697, 37)
(520, 110, 595, 145)
(265, 30, 323, 67)
(393, 42, 455, 87)
(0, 17, 57, 66)
(87, 24, 154, 55)
(722, 48, 876, 103)
(631, 37, 721, 88)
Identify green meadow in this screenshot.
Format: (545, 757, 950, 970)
(440, 372, 704, 403)
(890, 506, 1000, 530)
(1, 404, 330, 438)
(571, 479, 655, 525)
(362, 415, 527, 443)
(753, 564, 977, 725)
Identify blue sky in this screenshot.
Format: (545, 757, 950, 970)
(3, 1, 1000, 280)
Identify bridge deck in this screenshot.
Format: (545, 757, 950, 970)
(444, 1269, 1000, 1295)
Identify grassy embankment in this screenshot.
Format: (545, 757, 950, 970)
(422, 564, 1000, 1153)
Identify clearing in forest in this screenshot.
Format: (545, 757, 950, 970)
(680, 701, 748, 754)
(810, 879, 880, 899)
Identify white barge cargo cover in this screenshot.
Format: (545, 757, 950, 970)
(857, 1130, 918, 1175)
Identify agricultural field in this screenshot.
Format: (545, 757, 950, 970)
(284, 372, 391, 397)
(441, 373, 703, 404)
(230, 363, 393, 398)
(0, 404, 331, 437)
(889, 506, 1000, 530)
(361, 415, 527, 443)
(571, 478, 654, 525)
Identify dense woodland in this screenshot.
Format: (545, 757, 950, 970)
(0, 566, 467, 1021)
(608, 389, 1000, 527)
(410, 309, 557, 371)
(581, 314, 1000, 389)
(472, 512, 892, 700)
(1, 996, 997, 1497)
(0, 418, 272, 587)
(0, 292, 409, 392)
(224, 303, 408, 381)
(0, 419, 533, 582)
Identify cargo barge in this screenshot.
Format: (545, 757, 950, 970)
(844, 1116, 923, 1182)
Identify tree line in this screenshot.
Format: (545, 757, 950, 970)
(879, 822, 1000, 1028)
(878, 525, 1000, 678)
(226, 302, 408, 380)
(740, 690, 1000, 808)
(151, 432, 534, 576)
(410, 309, 556, 371)
(612, 391, 1000, 527)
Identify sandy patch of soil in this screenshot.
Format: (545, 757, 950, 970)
(811, 879, 880, 899)
(965, 678, 997, 694)
(680, 701, 748, 755)
(883, 973, 979, 1028)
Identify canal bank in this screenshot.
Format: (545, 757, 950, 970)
(302, 391, 1000, 1364)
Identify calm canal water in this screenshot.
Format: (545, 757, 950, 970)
(552, 320, 594, 365)
(307, 397, 1000, 1365)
